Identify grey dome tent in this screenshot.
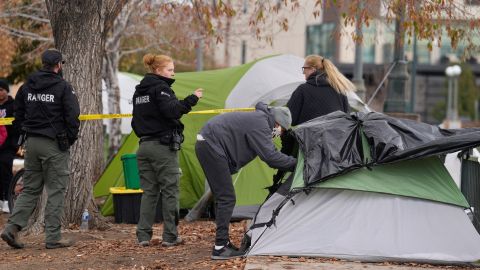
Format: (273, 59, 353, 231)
(245, 111, 480, 265)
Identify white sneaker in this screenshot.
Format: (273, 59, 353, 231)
(2, 201, 10, 213)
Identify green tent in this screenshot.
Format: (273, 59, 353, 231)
(95, 55, 352, 217)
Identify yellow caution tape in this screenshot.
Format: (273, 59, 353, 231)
(110, 186, 144, 194)
(79, 114, 133, 121)
(0, 118, 13, 125)
(0, 107, 255, 125)
(189, 107, 254, 114)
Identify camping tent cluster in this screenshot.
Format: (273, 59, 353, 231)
(245, 111, 480, 264)
(94, 54, 368, 218)
(94, 54, 480, 265)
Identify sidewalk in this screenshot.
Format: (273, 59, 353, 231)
(245, 256, 473, 270)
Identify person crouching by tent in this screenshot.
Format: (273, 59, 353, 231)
(132, 53, 203, 247)
(195, 102, 296, 260)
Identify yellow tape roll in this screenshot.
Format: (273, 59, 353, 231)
(0, 108, 255, 125)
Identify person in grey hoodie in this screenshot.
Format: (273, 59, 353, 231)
(195, 102, 296, 260)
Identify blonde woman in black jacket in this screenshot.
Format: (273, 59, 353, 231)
(287, 55, 355, 126)
(270, 55, 356, 190)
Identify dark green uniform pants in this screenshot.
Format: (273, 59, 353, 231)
(8, 136, 70, 243)
(136, 141, 180, 243)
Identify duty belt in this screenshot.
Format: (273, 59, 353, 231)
(139, 135, 169, 144)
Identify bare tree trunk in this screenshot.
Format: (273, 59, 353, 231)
(24, 0, 128, 231)
(223, 0, 231, 67)
(103, 50, 122, 159)
(102, 0, 142, 158)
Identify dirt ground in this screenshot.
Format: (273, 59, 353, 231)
(0, 213, 247, 270)
(0, 213, 477, 270)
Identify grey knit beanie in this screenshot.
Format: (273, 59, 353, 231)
(270, 106, 292, 130)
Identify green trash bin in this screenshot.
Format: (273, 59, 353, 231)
(121, 154, 140, 189)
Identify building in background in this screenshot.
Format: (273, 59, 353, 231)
(214, 0, 480, 124)
(215, 0, 480, 66)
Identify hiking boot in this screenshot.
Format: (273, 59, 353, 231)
(1, 224, 24, 249)
(138, 240, 150, 247)
(45, 238, 74, 249)
(211, 242, 245, 260)
(161, 237, 183, 247)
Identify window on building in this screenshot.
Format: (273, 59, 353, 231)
(380, 22, 395, 63)
(439, 25, 480, 63)
(362, 25, 376, 63)
(275, 0, 282, 9)
(241, 40, 247, 64)
(306, 23, 336, 59)
(381, 22, 431, 64)
(440, 43, 465, 62)
(242, 0, 248, 13)
(383, 43, 393, 63)
(405, 39, 431, 64)
(465, 0, 480, 5)
(440, 28, 467, 63)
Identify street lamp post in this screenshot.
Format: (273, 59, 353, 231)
(384, 5, 409, 113)
(195, 38, 204, 71)
(445, 65, 462, 127)
(446, 71, 453, 120)
(352, 0, 366, 101)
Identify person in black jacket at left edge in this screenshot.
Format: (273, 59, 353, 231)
(132, 53, 202, 248)
(0, 79, 18, 214)
(2, 49, 80, 250)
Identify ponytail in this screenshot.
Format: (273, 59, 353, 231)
(304, 55, 356, 95)
(322, 58, 356, 95)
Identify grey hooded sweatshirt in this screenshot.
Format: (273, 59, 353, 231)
(199, 102, 296, 174)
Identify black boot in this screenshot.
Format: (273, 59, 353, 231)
(211, 241, 245, 260)
(1, 224, 24, 249)
(46, 238, 74, 249)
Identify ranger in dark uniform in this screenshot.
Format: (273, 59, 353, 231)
(1, 49, 80, 249)
(132, 53, 202, 247)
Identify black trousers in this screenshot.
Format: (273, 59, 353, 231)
(0, 153, 14, 201)
(195, 140, 235, 246)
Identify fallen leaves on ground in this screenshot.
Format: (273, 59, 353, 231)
(0, 217, 248, 270)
